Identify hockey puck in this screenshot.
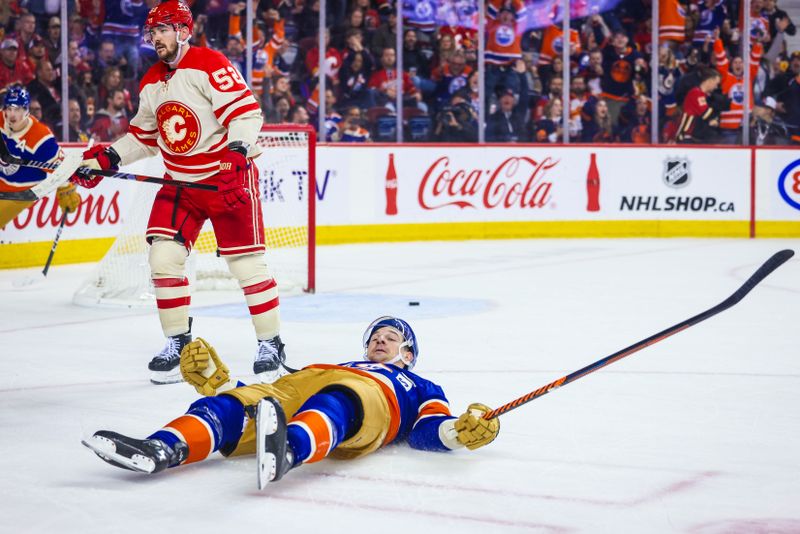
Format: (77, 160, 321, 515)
(409, 301, 420, 306)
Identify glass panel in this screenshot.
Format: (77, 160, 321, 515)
(4, 1, 791, 147)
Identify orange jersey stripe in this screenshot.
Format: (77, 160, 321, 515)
(290, 410, 333, 463)
(307, 364, 402, 446)
(164, 415, 214, 464)
(418, 400, 450, 418)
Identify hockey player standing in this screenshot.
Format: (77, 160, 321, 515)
(0, 86, 80, 228)
(83, 316, 501, 487)
(70, 1, 291, 384)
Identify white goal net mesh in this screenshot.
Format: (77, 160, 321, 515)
(73, 126, 314, 308)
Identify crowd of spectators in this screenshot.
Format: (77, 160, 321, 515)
(0, 0, 797, 145)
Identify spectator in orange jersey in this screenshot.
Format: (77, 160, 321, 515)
(713, 34, 764, 144)
(485, 3, 526, 101)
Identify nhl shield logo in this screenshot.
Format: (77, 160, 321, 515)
(662, 157, 691, 188)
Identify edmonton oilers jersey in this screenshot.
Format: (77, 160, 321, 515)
(312, 361, 456, 451)
(0, 114, 59, 192)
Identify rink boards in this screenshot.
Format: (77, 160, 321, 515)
(1, 144, 799, 269)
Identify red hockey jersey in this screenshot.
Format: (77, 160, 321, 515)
(112, 46, 263, 182)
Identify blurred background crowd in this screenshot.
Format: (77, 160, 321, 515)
(0, 0, 798, 145)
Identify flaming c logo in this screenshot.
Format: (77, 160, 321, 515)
(156, 101, 201, 154)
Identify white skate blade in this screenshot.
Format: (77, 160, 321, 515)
(256, 399, 279, 490)
(150, 368, 183, 385)
(81, 435, 156, 474)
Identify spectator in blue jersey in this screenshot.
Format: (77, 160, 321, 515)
(336, 106, 372, 142)
(82, 316, 500, 486)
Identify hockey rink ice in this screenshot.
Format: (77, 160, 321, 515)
(1, 238, 799, 533)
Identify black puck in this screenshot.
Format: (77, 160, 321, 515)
(409, 301, 420, 306)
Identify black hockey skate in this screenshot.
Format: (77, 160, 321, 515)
(82, 430, 188, 474)
(253, 335, 295, 383)
(149, 318, 192, 384)
(256, 397, 295, 489)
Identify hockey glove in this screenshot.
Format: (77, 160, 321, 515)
(56, 183, 81, 213)
(71, 145, 120, 189)
(454, 403, 500, 450)
(217, 149, 249, 211)
(180, 338, 231, 396)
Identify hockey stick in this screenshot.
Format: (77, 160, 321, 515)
(0, 142, 218, 196)
(483, 249, 795, 420)
(42, 210, 68, 277)
(0, 148, 83, 201)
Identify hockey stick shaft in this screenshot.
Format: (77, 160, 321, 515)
(42, 211, 68, 277)
(0, 143, 217, 192)
(483, 249, 795, 420)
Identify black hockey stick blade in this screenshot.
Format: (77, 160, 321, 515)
(484, 249, 795, 420)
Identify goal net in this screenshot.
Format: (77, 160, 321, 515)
(73, 125, 316, 308)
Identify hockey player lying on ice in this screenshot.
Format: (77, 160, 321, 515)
(83, 316, 500, 487)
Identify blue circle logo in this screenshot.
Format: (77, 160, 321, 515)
(495, 25, 515, 47)
(778, 159, 800, 211)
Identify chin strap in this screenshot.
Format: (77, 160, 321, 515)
(165, 28, 191, 68)
(363, 339, 411, 367)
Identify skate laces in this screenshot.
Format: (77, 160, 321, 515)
(154, 336, 181, 362)
(255, 339, 282, 365)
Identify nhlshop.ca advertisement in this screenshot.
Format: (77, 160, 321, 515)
(315, 146, 751, 225)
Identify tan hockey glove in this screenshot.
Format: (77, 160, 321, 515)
(180, 338, 231, 396)
(56, 183, 81, 213)
(454, 403, 500, 450)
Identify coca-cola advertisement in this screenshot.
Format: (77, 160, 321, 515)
(316, 145, 750, 227)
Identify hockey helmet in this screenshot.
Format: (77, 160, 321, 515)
(2, 86, 30, 110)
(362, 316, 419, 369)
(144, 0, 194, 40)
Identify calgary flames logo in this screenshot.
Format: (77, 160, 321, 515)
(156, 101, 201, 154)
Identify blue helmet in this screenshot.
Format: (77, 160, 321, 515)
(362, 316, 419, 369)
(3, 86, 30, 110)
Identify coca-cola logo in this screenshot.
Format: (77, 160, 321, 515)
(9, 191, 121, 230)
(418, 156, 557, 210)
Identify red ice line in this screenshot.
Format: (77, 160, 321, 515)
(263, 492, 572, 533)
(312, 470, 722, 508)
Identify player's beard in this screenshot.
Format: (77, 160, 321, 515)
(156, 41, 179, 64)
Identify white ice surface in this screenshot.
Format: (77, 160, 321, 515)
(1, 238, 799, 533)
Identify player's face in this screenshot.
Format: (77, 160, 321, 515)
(2, 105, 29, 131)
(366, 327, 408, 366)
(150, 25, 180, 61)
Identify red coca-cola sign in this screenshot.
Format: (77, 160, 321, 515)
(10, 192, 121, 230)
(418, 156, 557, 210)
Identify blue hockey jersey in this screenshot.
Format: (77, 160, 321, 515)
(312, 361, 458, 452)
(0, 114, 60, 193)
